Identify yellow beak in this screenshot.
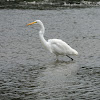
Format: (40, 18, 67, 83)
(27, 21, 37, 26)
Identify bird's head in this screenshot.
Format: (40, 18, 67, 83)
(27, 20, 42, 26)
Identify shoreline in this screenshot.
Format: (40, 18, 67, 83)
(0, 1, 100, 9)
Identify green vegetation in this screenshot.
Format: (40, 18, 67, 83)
(22, 0, 100, 2)
(0, 0, 100, 2)
(19, 0, 100, 2)
(0, 0, 100, 3)
(0, 0, 100, 9)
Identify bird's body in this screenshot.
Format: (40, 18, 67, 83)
(27, 20, 78, 60)
(48, 39, 78, 55)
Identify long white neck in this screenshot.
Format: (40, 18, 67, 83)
(38, 22, 49, 50)
(39, 22, 45, 36)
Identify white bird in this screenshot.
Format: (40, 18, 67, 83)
(27, 20, 78, 61)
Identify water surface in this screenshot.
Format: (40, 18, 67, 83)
(0, 8, 100, 100)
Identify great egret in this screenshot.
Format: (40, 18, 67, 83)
(27, 20, 78, 61)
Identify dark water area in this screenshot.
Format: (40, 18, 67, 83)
(0, 8, 100, 100)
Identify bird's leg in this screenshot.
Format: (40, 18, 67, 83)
(55, 55, 59, 61)
(66, 55, 73, 61)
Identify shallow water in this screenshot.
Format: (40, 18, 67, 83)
(0, 8, 100, 100)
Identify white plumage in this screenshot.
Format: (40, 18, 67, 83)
(27, 20, 78, 60)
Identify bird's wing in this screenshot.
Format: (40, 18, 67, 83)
(48, 39, 73, 55)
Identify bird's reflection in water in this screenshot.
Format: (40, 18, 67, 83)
(47, 60, 79, 76)
(53, 59, 75, 65)
(37, 60, 79, 89)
